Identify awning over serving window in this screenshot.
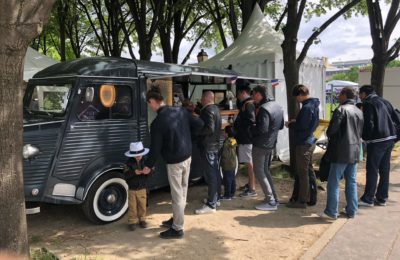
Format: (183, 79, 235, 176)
(144, 67, 271, 84)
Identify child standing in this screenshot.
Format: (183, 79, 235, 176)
(220, 126, 237, 200)
(124, 141, 150, 231)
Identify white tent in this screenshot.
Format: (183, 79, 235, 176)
(326, 80, 358, 93)
(199, 5, 326, 161)
(24, 47, 58, 81)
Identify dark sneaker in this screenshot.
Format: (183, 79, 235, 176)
(128, 224, 137, 231)
(374, 199, 387, 206)
(239, 183, 249, 191)
(239, 189, 257, 198)
(202, 198, 221, 207)
(160, 228, 184, 239)
(139, 221, 148, 228)
(340, 208, 355, 219)
(219, 196, 232, 201)
(161, 217, 173, 228)
(359, 200, 374, 207)
(286, 201, 307, 209)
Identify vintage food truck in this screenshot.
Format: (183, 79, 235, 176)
(23, 57, 267, 223)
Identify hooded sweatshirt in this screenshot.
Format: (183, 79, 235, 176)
(293, 98, 320, 145)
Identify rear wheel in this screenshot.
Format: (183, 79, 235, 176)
(82, 172, 128, 224)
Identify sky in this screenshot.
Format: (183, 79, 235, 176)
(139, 2, 400, 65)
(297, 4, 400, 63)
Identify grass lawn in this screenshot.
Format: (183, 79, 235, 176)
(325, 103, 339, 120)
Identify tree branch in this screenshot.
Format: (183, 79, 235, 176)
(180, 21, 215, 65)
(78, 0, 107, 55)
(388, 39, 400, 59)
(384, 0, 400, 36)
(295, 0, 307, 32)
(297, 0, 361, 65)
(275, 4, 288, 32)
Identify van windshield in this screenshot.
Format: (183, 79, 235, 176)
(25, 84, 72, 117)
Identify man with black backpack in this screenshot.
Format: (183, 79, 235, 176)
(358, 85, 400, 207)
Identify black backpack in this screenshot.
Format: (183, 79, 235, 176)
(395, 109, 400, 142)
(290, 170, 318, 206)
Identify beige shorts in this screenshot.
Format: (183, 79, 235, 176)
(238, 144, 252, 163)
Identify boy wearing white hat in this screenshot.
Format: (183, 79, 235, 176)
(124, 141, 150, 231)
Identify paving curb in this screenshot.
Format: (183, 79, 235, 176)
(300, 218, 348, 260)
(300, 155, 400, 260)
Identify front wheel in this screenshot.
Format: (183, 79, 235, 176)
(82, 172, 128, 224)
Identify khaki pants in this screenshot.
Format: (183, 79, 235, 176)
(166, 157, 192, 231)
(127, 189, 147, 224)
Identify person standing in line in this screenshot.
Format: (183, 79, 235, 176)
(220, 126, 238, 200)
(123, 142, 151, 231)
(250, 85, 284, 211)
(319, 87, 364, 220)
(195, 91, 222, 214)
(234, 82, 257, 198)
(358, 85, 400, 207)
(286, 84, 320, 209)
(142, 86, 201, 239)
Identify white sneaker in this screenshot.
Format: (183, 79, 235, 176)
(254, 202, 277, 211)
(318, 212, 337, 220)
(195, 204, 216, 214)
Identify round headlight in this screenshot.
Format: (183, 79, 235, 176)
(23, 144, 40, 159)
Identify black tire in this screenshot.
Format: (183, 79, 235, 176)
(82, 171, 128, 224)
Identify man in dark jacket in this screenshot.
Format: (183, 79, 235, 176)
(286, 84, 320, 209)
(359, 85, 400, 207)
(320, 87, 364, 220)
(234, 83, 257, 197)
(143, 86, 201, 239)
(250, 85, 284, 211)
(195, 91, 222, 214)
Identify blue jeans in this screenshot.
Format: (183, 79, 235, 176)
(200, 150, 221, 208)
(361, 140, 394, 204)
(324, 163, 358, 218)
(223, 170, 236, 197)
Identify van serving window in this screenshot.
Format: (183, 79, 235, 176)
(77, 85, 133, 121)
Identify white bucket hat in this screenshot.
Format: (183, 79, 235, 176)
(124, 141, 149, 157)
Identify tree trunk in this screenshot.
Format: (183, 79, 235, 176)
(0, 1, 55, 256)
(241, 0, 271, 31)
(365, 0, 400, 97)
(281, 0, 303, 172)
(160, 29, 173, 63)
(0, 48, 27, 256)
(58, 1, 67, 61)
(228, 0, 239, 39)
(282, 44, 300, 172)
(370, 55, 388, 96)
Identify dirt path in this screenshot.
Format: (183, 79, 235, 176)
(28, 146, 400, 260)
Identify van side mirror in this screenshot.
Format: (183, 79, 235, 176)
(85, 87, 95, 102)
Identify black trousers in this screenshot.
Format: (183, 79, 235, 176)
(361, 140, 395, 204)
